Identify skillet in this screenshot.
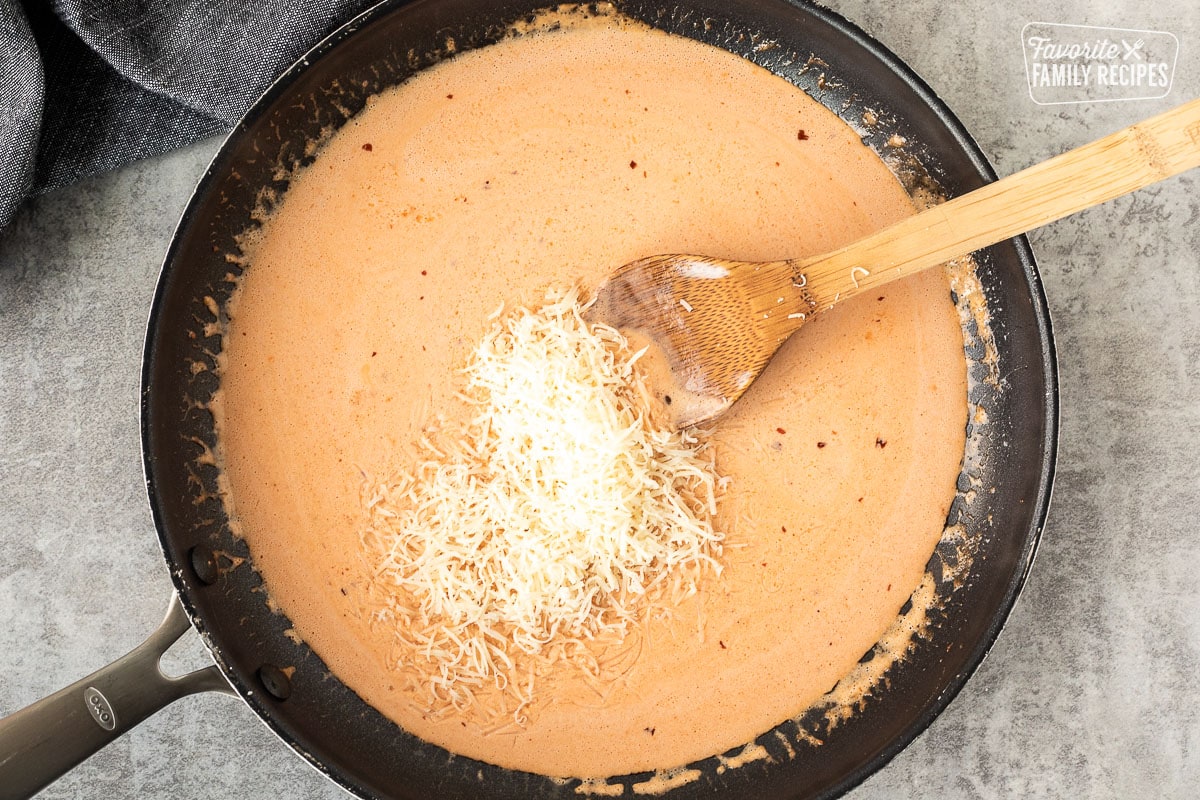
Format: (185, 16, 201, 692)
(0, 0, 1057, 797)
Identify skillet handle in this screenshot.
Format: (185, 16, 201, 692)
(0, 594, 235, 800)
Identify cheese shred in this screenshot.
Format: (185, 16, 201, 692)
(361, 287, 725, 723)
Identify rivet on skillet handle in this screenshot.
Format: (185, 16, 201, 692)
(257, 663, 293, 701)
(0, 594, 236, 800)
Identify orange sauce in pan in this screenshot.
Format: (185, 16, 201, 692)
(214, 10, 967, 778)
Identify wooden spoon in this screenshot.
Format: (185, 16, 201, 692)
(587, 97, 1200, 429)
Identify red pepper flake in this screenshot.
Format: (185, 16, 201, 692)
(644, 727, 656, 735)
(776, 427, 786, 434)
(887, 583, 892, 591)
(446, 93, 454, 99)
(630, 159, 638, 169)
(421, 270, 428, 276)
(371, 351, 377, 357)
(797, 129, 809, 140)
(719, 641, 727, 649)
(877, 296, 885, 301)
(362, 143, 373, 151)
(817, 441, 827, 448)
(876, 437, 888, 448)
(781, 525, 787, 533)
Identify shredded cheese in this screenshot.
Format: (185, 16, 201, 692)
(361, 287, 724, 722)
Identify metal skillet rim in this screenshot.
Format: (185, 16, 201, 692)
(141, 0, 1059, 797)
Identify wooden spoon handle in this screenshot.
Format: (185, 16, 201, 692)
(799, 97, 1200, 306)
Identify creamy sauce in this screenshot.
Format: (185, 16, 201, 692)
(214, 11, 967, 778)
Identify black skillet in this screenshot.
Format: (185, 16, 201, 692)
(0, 0, 1057, 797)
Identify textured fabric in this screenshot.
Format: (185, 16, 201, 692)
(0, 0, 377, 229)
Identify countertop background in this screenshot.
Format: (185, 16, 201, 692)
(2, 0, 1197, 797)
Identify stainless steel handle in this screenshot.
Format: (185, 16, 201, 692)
(0, 594, 235, 800)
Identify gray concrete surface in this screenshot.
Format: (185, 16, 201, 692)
(2, 0, 1197, 797)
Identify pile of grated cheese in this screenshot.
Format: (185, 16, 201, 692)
(361, 287, 725, 720)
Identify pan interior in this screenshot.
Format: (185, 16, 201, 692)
(143, 1, 1054, 798)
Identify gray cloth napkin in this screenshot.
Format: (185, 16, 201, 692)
(0, 0, 376, 230)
